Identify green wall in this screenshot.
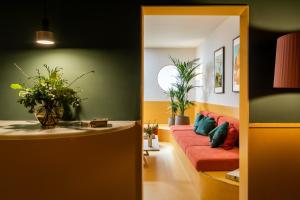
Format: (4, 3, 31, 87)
(248, 0, 300, 122)
(0, 0, 300, 122)
(0, 49, 140, 120)
(186, 0, 300, 122)
(0, 1, 300, 200)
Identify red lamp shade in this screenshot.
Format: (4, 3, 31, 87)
(274, 32, 300, 88)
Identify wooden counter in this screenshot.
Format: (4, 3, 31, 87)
(0, 120, 136, 140)
(0, 120, 142, 200)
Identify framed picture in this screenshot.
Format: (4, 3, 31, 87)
(232, 36, 240, 92)
(214, 47, 225, 93)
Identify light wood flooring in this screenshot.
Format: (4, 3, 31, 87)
(143, 142, 198, 200)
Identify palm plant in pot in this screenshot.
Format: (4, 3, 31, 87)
(171, 57, 199, 125)
(10, 64, 94, 128)
(165, 88, 178, 126)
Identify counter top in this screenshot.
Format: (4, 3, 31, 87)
(0, 120, 136, 140)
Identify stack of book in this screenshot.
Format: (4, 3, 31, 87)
(81, 118, 108, 128)
(225, 169, 240, 182)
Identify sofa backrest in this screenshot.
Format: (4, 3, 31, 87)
(207, 112, 221, 122)
(201, 110, 210, 116)
(200, 110, 239, 130)
(218, 116, 239, 130)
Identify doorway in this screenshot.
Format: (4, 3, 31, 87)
(141, 6, 249, 200)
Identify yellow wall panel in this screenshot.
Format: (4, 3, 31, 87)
(194, 102, 239, 119)
(249, 124, 300, 200)
(144, 101, 239, 124)
(143, 101, 195, 124)
(0, 123, 142, 200)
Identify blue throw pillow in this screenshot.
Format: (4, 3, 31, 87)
(208, 122, 229, 148)
(193, 113, 204, 131)
(195, 117, 216, 136)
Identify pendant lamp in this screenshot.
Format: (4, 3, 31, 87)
(274, 32, 300, 88)
(36, 0, 55, 45)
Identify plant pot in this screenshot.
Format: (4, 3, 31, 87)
(147, 136, 153, 147)
(35, 106, 64, 128)
(168, 117, 175, 126)
(175, 115, 190, 125)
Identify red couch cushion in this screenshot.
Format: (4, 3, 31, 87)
(185, 146, 239, 171)
(201, 111, 210, 116)
(207, 112, 222, 122)
(171, 125, 194, 132)
(222, 126, 239, 150)
(217, 116, 239, 148)
(172, 130, 196, 139)
(218, 116, 239, 130)
(175, 134, 210, 152)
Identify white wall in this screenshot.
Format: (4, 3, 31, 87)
(144, 16, 239, 107)
(144, 48, 196, 101)
(196, 16, 240, 107)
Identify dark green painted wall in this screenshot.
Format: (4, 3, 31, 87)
(0, 0, 300, 122)
(0, 1, 141, 120)
(248, 0, 300, 122)
(0, 49, 140, 120)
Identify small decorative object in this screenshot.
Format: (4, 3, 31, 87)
(165, 88, 177, 126)
(10, 64, 94, 128)
(170, 57, 199, 125)
(226, 169, 240, 182)
(214, 47, 225, 93)
(81, 118, 108, 128)
(232, 36, 240, 92)
(144, 123, 159, 147)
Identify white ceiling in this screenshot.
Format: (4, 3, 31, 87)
(144, 15, 229, 48)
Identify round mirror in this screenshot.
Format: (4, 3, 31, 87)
(157, 65, 178, 91)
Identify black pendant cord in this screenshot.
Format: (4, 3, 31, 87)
(43, 0, 48, 18)
(42, 0, 49, 31)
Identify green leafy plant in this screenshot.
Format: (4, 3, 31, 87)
(165, 88, 178, 118)
(144, 122, 159, 137)
(170, 57, 200, 116)
(10, 64, 94, 115)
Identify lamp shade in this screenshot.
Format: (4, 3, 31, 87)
(274, 32, 300, 88)
(36, 31, 55, 45)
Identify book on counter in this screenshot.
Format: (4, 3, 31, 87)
(81, 118, 109, 128)
(225, 169, 240, 182)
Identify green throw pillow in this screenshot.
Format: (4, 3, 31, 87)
(195, 117, 216, 136)
(193, 113, 204, 131)
(209, 122, 229, 148)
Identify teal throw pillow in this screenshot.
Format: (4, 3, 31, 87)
(195, 117, 216, 136)
(193, 113, 204, 131)
(209, 122, 229, 148)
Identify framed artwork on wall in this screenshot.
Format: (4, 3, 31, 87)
(214, 47, 225, 93)
(232, 36, 240, 92)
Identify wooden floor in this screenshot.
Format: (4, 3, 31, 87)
(143, 142, 198, 200)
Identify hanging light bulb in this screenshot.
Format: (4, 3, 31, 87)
(36, 1, 55, 45)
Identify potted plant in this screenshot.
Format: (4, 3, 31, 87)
(165, 88, 178, 126)
(170, 57, 199, 125)
(144, 123, 158, 147)
(10, 64, 94, 128)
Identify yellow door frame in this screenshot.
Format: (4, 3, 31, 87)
(141, 5, 249, 200)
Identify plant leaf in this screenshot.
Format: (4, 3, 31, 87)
(10, 83, 23, 90)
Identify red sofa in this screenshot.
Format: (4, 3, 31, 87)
(171, 111, 239, 172)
